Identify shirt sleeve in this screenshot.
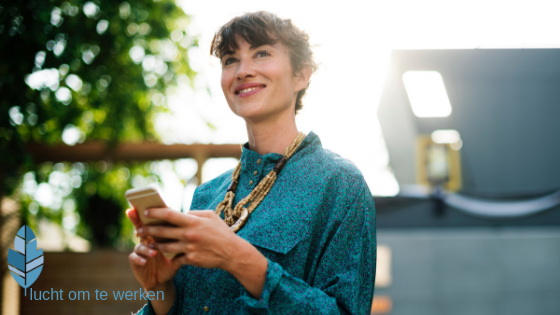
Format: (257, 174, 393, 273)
(236, 179, 377, 315)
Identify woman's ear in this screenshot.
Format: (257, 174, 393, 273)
(294, 65, 313, 92)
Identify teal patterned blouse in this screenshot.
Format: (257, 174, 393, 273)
(136, 131, 377, 314)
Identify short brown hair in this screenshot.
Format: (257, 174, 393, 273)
(210, 11, 317, 114)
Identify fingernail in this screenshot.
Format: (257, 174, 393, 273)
(144, 210, 149, 216)
(149, 250, 156, 255)
(138, 227, 143, 234)
(139, 258, 146, 264)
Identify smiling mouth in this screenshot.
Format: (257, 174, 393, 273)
(236, 85, 266, 95)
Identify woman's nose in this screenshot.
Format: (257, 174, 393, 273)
(236, 59, 257, 80)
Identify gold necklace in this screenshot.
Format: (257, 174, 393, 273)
(215, 132, 306, 232)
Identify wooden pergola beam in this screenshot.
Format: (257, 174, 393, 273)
(26, 142, 243, 163)
(25, 142, 243, 186)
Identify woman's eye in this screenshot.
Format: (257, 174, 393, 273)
(255, 50, 270, 58)
(224, 57, 237, 66)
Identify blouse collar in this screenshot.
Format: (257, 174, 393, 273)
(240, 131, 322, 169)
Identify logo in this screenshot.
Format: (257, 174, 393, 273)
(7, 225, 44, 296)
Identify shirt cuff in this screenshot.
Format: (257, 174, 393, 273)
(237, 257, 283, 309)
(135, 301, 155, 315)
(136, 290, 178, 315)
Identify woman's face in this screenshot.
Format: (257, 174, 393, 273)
(220, 37, 307, 123)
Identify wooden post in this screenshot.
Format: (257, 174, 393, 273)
(194, 151, 208, 186)
(0, 166, 4, 315)
(1, 192, 22, 315)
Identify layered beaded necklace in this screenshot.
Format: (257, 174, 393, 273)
(215, 132, 306, 232)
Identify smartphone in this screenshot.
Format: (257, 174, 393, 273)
(126, 186, 171, 225)
(125, 186, 178, 259)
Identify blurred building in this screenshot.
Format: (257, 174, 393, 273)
(373, 49, 560, 315)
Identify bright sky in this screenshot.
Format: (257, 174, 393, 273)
(153, 0, 560, 207)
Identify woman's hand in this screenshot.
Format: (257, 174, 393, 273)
(137, 209, 238, 270)
(126, 208, 180, 293)
(138, 208, 268, 299)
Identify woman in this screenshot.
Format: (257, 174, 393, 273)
(128, 11, 376, 315)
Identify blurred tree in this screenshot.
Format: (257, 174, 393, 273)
(0, 0, 198, 248)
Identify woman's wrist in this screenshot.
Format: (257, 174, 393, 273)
(223, 236, 268, 299)
(155, 280, 175, 294)
(150, 281, 176, 315)
(221, 236, 252, 274)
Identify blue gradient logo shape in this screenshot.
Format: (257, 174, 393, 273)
(7, 225, 44, 296)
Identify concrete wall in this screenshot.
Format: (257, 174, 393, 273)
(375, 227, 560, 315)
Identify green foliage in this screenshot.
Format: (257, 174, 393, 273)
(0, 0, 198, 249)
(1, 0, 196, 193)
(19, 161, 170, 249)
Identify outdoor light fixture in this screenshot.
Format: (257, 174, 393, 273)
(416, 134, 462, 192)
(431, 129, 460, 144)
(431, 129, 463, 150)
(402, 71, 452, 117)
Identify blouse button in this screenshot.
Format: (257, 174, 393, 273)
(256, 159, 261, 164)
(253, 171, 258, 176)
(249, 180, 254, 185)
(203, 306, 209, 312)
